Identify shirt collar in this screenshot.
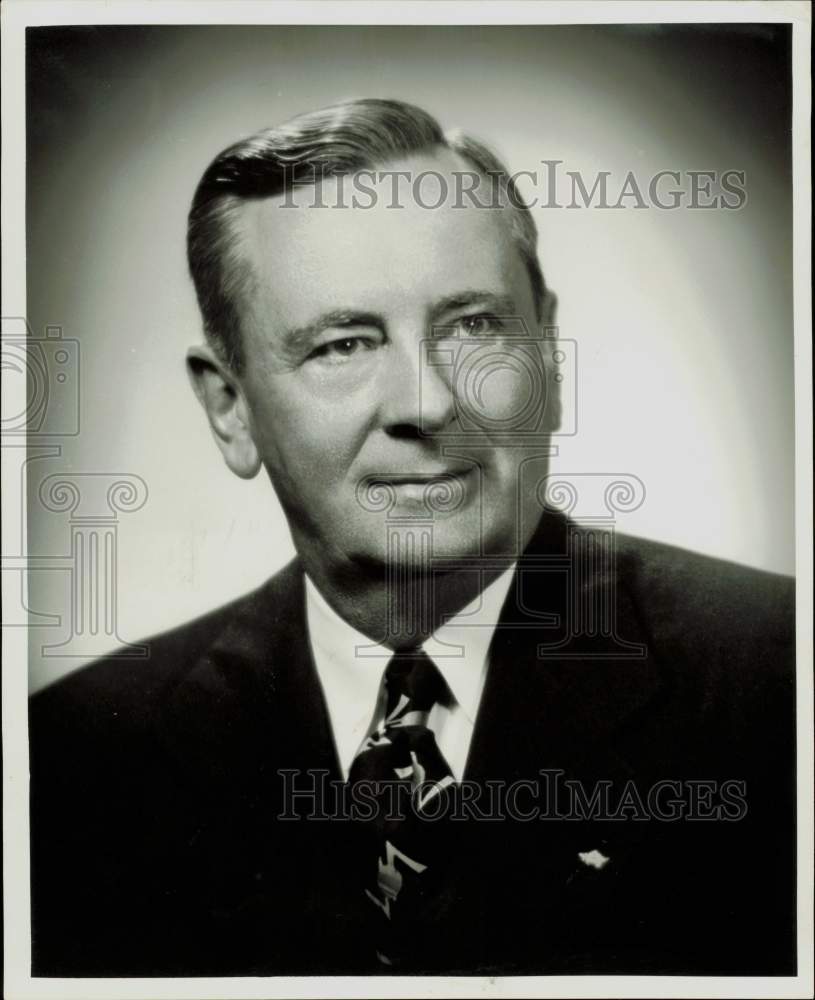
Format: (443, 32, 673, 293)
(305, 575, 389, 774)
(305, 563, 516, 728)
(423, 564, 516, 721)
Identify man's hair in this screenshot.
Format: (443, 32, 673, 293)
(187, 97, 546, 372)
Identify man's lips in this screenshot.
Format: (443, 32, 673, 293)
(366, 468, 474, 486)
(357, 469, 476, 513)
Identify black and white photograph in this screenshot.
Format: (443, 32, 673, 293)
(2, 1, 812, 997)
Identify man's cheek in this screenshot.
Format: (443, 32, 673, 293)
(453, 363, 539, 432)
(491, 365, 542, 423)
(294, 432, 362, 494)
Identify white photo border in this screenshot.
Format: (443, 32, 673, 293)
(2, 3, 812, 999)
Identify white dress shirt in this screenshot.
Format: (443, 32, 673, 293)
(305, 565, 517, 781)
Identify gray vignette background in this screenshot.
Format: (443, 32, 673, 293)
(22, 23, 793, 692)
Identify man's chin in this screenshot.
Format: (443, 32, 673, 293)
(344, 517, 520, 570)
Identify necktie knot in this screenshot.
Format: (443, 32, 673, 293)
(383, 648, 453, 721)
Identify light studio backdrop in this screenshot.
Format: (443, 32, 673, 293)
(24, 23, 793, 692)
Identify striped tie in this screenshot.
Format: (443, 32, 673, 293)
(348, 648, 457, 968)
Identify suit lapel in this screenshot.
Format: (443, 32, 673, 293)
(161, 559, 342, 787)
(156, 562, 364, 972)
(428, 514, 665, 970)
(466, 511, 661, 782)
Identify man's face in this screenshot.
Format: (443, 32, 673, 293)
(232, 150, 554, 572)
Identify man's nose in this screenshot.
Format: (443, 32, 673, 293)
(379, 335, 455, 437)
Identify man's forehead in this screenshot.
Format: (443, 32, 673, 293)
(233, 149, 525, 320)
(240, 150, 512, 233)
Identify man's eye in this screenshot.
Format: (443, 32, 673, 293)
(310, 337, 371, 363)
(458, 314, 504, 337)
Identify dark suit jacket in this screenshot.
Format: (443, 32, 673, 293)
(29, 512, 796, 977)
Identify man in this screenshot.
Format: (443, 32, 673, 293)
(29, 98, 795, 977)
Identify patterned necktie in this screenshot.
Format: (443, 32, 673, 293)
(348, 648, 457, 969)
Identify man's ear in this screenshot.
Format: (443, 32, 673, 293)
(542, 287, 558, 328)
(186, 345, 261, 480)
(540, 289, 562, 433)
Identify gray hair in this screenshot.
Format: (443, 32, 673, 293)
(187, 98, 546, 371)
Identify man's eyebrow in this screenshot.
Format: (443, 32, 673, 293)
(430, 291, 519, 320)
(282, 309, 384, 350)
(281, 293, 518, 350)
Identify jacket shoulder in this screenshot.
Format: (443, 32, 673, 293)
(29, 558, 302, 724)
(610, 531, 795, 685)
(614, 532, 794, 630)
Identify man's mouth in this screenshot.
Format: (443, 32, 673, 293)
(367, 468, 474, 487)
(359, 468, 476, 511)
